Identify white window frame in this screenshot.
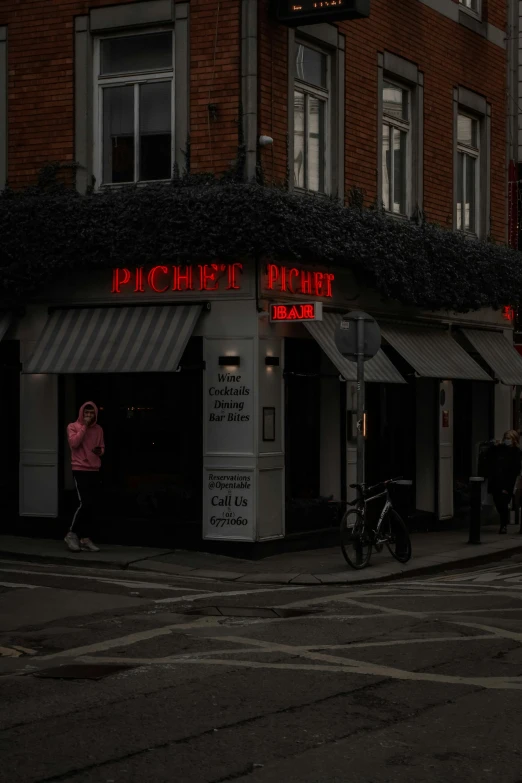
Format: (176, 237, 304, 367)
(459, 0, 481, 18)
(456, 110, 480, 235)
(93, 27, 175, 188)
(381, 79, 412, 217)
(293, 39, 331, 195)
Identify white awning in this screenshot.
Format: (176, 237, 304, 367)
(304, 312, 405, 383)
(380, 324, 491, 381)
(461, 329, 522, 386)
(24, 305, 202, 373)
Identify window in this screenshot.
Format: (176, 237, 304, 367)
(456, 113, 480, 234)
(459, 0, 480, 14)
(381, 81, 411, 215)
(378, 53, 423, 220)
(293, 43, 330, 193)
(95, 31, 174, 185)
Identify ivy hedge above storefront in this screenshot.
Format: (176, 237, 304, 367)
(1, 171, 521, 312)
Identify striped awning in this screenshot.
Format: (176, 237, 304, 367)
(380, 324, 491, 381)
(0, 312, 12, 341)
(24, 305, 202, 374)
(304, 312, 405, 383)
(461, 328, 522, 386)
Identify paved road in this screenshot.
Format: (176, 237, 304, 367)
(1, 556, 522, 782)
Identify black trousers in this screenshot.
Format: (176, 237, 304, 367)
(493, 491, 511, 529)
(71, 471, 100, 539)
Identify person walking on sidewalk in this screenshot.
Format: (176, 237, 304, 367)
(64, 401, 105, 553)
(487, 430, 522, 534)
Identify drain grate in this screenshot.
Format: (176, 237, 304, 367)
(33, 664, 134, 680)
(181, 606, 319, 619)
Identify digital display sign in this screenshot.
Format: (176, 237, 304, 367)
(270, 302, 323, 322)
(276, 0, 369, 26)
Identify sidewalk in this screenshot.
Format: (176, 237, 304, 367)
(1, 525, 522, 584)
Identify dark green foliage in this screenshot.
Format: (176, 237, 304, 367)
(1, 168, 521, 312)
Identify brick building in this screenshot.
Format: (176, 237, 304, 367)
(0, 0, 510, 228)
(2, 0, 522, 547)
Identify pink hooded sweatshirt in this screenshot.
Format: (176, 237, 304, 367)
(67, 401, 105, 472)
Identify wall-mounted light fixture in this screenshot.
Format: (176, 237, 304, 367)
(218, 356, 240, 367)
(265, 356, 280, 367)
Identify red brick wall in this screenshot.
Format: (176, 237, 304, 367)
(189, 0, 241, 174)
(2, 0, 507, 241)
(259, 0, 507, 239)
(258, 15, 288, 185)
(451, 0, 506, 29)
(1, 0, 240, 187)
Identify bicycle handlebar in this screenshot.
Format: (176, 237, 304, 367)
(349, 477, 404, 496)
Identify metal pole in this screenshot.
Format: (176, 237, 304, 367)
(356, 315, 365, 487)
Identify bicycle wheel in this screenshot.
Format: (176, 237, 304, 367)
(340, 509, 372, 569)
(382, 510, 412, 563)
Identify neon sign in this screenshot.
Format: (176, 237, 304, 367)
(503, 305, 515, 322)
(111, 264, 243, 294)
(270, 302, 323, 322)
(265, 264, 334, 298)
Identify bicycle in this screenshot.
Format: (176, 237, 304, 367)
(339, 477, 412, 570)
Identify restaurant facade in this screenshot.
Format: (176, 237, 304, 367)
(3, 256, 522, 547)
(1, 0, 521, 547)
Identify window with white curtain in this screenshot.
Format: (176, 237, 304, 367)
(456, 112, 480, 234)
(293, 42, 330, 193)
(381, 81, 411, 215)
(459, 0, 480, 15)
(96, 31, 174, 185)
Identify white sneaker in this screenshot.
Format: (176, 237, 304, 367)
(64, 532, 81, 552)
(80, 538, 100, 552)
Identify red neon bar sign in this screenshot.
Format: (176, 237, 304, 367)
(270, 302, 323, 322)
(111, 264, 243, 294)
(265, 264, 334, 298)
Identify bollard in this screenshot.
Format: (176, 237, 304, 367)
(468, 477, 483, 544)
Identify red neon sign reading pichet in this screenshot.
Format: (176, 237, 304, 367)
(111, 264, 243, 294)
(266, 264, 334, 298)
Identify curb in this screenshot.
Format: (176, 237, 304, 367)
(1, 541, 521, 585)
(0, 550, 138, 571)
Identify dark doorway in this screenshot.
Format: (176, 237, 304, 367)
(365, 382, 415, 485)
(0, 341, 20, 530)
(285, 337, 336, 534)
(70, 337, 203, 545)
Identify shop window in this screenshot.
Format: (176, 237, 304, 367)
(94, 31, 174, 186)
(293, 43, 330, 193)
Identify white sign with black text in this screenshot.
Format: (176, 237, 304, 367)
(203, 469, 255, 540)
(204, 339, 255, 456)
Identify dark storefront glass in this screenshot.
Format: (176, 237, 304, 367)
(71, 338, 203, 545)
(285, 338, 339, 534)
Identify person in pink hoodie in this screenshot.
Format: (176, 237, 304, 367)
(64, 401, 105, 552)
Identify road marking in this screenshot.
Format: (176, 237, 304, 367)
(153, 585, 304, 605)
(450, 620, 522, 642)
(339, 597, 425, 618)
(0, 567, 205, 593)
(79, 652, 522, 691)
(0, 581, 47, 590)
(36, 586, 303, 660)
